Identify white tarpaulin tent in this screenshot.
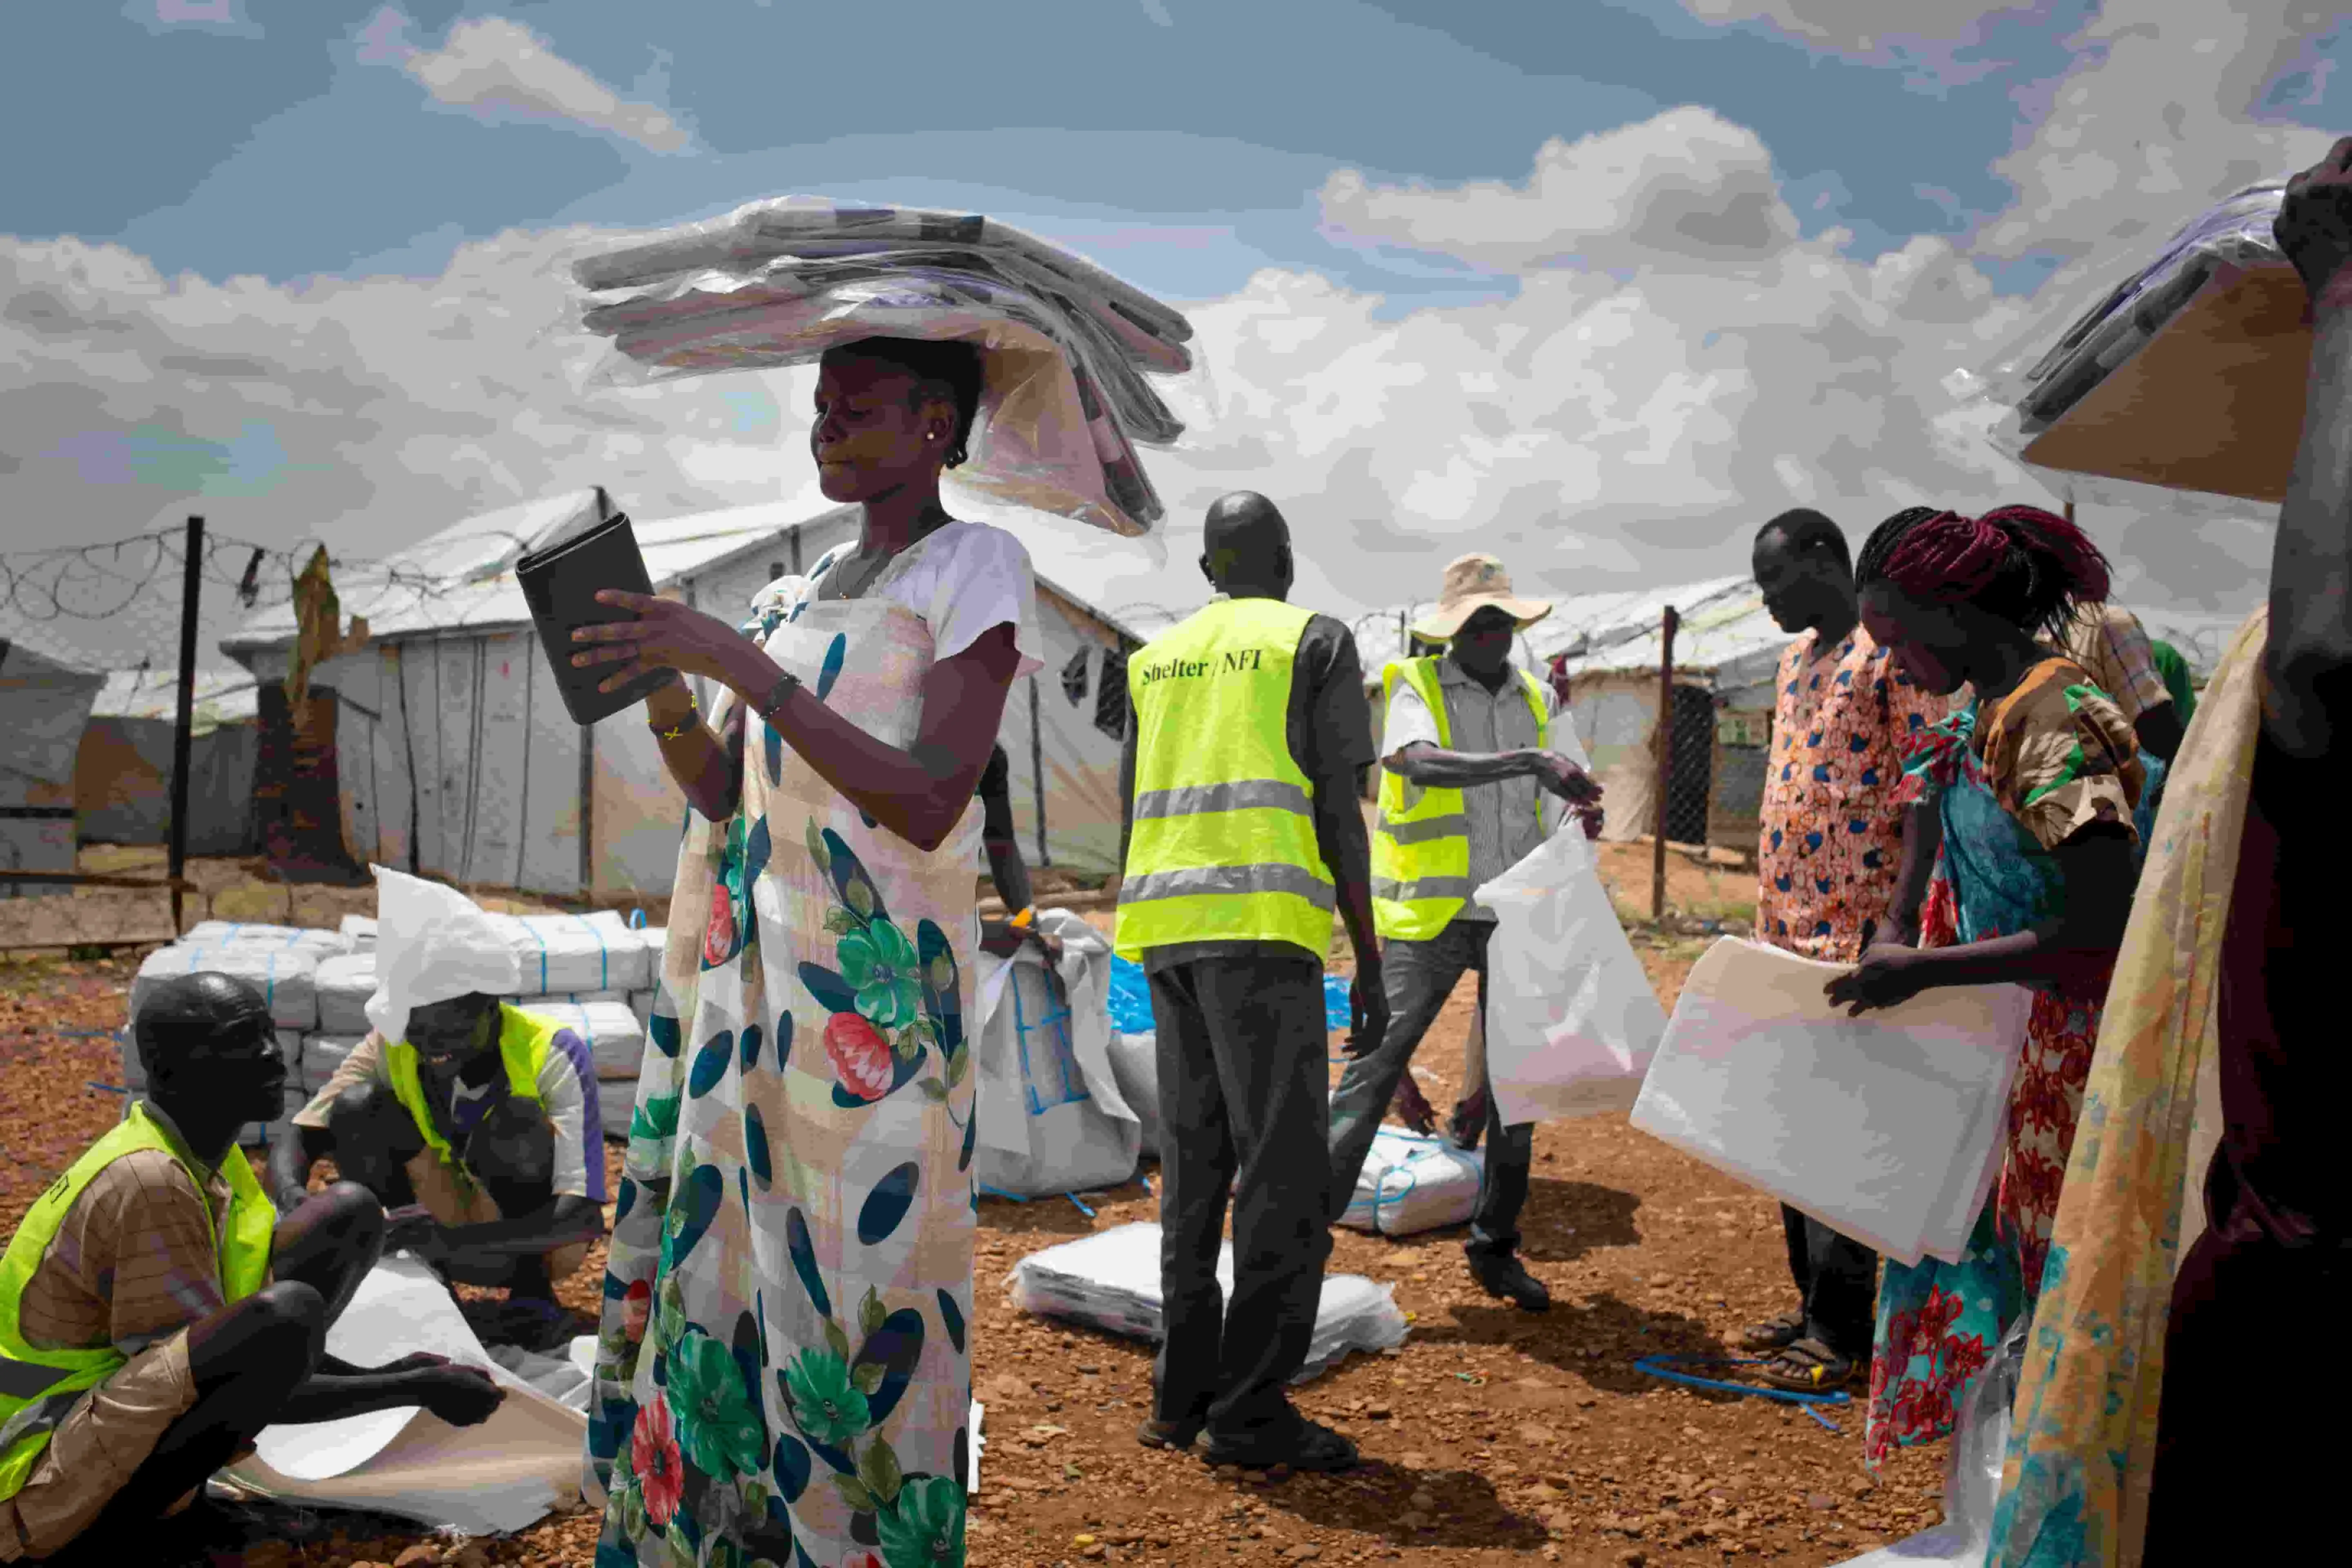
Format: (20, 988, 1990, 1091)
(222, 493, 863, 902)
(996, 572, 1144, 878)
(0, 612, 107, 901)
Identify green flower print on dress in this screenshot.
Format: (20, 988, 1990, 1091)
(838, 917, 925, 1030)
(666, 1330, 769, 1482)
(782, 1345, 872, 1450)
(876, 1474, 966, 1568)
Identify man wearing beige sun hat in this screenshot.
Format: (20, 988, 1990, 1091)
(1328, 552, 1604, 1312)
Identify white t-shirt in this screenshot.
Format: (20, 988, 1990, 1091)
(804, 521, 1047, 679)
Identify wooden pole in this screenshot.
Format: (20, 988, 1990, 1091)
(167, 517, 205, 937)
(1653, 606, 1678, 923)
(1028, 673, 1049, 868)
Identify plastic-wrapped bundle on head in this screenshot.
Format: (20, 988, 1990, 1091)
(363, 865, 523, 1047)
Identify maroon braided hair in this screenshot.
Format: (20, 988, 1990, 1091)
(1854, 503, 2111, 644)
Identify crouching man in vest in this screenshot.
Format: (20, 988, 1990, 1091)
(1329, 554, 1604, 1313)
(1116, 492, 1388, 1473)
(271, 869, 606, 1350)
(0, 973, 503, 1564)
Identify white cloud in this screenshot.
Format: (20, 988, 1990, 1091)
(358, 10, 690, 154)
(128, 0, 264, 38)
(1318, 108, 1801, 274)
(1675, 2, 2025, 55)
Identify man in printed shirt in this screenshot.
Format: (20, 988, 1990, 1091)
(1744, 509, 1947, 1389)
(2058, 601, 2186, 764)
(271, 871, 605, 1348)
(0, 975, 501, 1564)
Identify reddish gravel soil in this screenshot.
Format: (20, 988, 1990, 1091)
(0, 848, 1950, 1566)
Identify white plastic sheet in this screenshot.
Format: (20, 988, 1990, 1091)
(1338, 1128, 1485, 1237)
(365, 868, 523, 1045)
(1831, 1319, 2025, 1566)
(490, 911, 653, 997)
(133, 943, 321, 1032)
(1631, 938, 2029, 1268)
(225, 1254, 588, 1535)
(1105, 1030, 1161, 1160)
(339, 914, 377, 953)
(972, 910, 1140, 1196)
(1007, 1223, 1409, 1382)
(1476, 824, 1668, 1127)
(182, 921, 352, 958)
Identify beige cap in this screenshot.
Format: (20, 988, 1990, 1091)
(1409, 553, 1553, 641)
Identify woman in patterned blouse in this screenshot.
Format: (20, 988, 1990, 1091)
(1824, 503, 2146, 1468)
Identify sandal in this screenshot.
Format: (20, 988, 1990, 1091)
(1757, 1337, 1858, 1391)
(1737, 1309, 1807, 1352)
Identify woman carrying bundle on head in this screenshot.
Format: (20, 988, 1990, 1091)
(1823, 503, 2148, 1470)
(569, 335, 1042, 1568)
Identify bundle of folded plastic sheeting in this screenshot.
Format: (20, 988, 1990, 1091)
(491, 911, 654, 997)
(183, 921, 352, 958)
(132, 943, 321, 1031)
(314, 953, 377, 1036)
(1337, 1128, 1484, 1237)
(1007, 1223, 1409, 1382)
(301, 1036, 362, 1096)
(339, 914, 377, 953)
(1957, 180, 2309, 509)
(522, 998, 645, 1080)
(568, 198, 1196, 539)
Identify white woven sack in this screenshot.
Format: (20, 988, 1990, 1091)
(1104, 1031, 1160, 1160)
(1337, 1128, 1484, 1237)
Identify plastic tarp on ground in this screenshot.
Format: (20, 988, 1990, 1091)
(1007, 1223, 1408, 1382)
(222, 1255, 588, 1535)
(1631, 938, 2030, 1268)
(1476, 824, 1666, 1126)
(1338, 1129, 1483, 1237)
(973, 910, 1140, 1197)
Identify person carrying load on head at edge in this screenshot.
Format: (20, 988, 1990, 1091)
(1329, 552, 1603, 1315)
(0, 973, 502, 1566)
(272, 867, 607, 1351)
(1116, 490, 1388, 1473)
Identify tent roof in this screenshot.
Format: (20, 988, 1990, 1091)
(223, 497, 863, 653)
(0, 604, 118, 679)
(1034, 571, 1146, 646)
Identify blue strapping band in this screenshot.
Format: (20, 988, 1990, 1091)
(522, 920, 550, 993)
(978, 1185, 1029, 1204)
(570, 914, 609, 990)
(1063, 1193, 1095, 1218)
(1633, 1355, 1851, 1431)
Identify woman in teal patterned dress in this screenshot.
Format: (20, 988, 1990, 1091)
(566, 336, 1044, 1568)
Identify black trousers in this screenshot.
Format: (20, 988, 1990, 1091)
(1779, 1203, 1877, 1360)
(1147, 954, 1334, 1439)
(328, 1080, 557, 1292)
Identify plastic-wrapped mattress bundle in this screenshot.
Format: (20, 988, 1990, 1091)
(568, 198, 1196, 539)
(1007, 1223, 1409, 1382)
(491, 911, 654, 998)
(315, 953, 378, 1037)
(182, 921, 352, 958)
(1337, 1128, 1486, 1237)
(521, 998, 646, 1080)
(132, 943, 321, 1032)
(340, 914, 377, 953)
(1956, 180, 2310, 508)
(301, 1037, 362, 1097)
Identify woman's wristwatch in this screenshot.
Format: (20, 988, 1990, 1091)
(755, 670, 803, 724)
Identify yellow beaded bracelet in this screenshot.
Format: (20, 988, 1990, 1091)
(650, 690, 700, 742)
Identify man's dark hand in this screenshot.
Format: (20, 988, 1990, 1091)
(1577, 805, 1605, 842)
(1533, 752, 1603, 806)
(1344, 965, 1391, 1059)
(1389, 1072, 1438, 1136)
(2277, 136, 2352, 305)
(410, 1364, 506, 1428)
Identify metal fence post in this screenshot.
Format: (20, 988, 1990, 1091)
(1653, 605, 1678, 923)
(168, 516, 205, 936)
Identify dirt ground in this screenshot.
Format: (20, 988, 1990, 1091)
(0, 838, 1951, 1568)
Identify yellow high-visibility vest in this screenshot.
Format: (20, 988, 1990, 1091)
(1370, 657, 1550, 941)
(1114, 597, 1336, 961)
(0, 1102, 274, 1501)
(383, 1004, 559, 1196)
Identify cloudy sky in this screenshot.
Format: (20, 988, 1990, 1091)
(5, 0, 2344, 661)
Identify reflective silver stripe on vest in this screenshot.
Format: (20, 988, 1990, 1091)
(1120, 864, 1337, 909)
(1375, 812, 1469, 846)
(0, 1354, 74, 1401)
(1371, 875, 1477, 904)
(1132, 780, 1313, 821)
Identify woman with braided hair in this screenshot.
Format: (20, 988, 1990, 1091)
(1823, 502, 2148, 1468)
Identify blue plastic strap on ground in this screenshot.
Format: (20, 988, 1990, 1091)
(87, 1082, 127, 1096)
(978, 1185, 1029, 1203)
(1634, 1355, 1850, 1431)
(1064, 1193, 1096, 1218)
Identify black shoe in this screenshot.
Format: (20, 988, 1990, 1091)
(1468, 1252, 1551, 1312)
(1136, 1417, 1203, 1451)
(1200, 1414, 1360, 1472)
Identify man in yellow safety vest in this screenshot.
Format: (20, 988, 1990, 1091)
(1115, 492, 1387, 1474)
(272, 868, 607, 1351)
(0, 973, 501, 1564)
(1330, 554, 1603, 1313)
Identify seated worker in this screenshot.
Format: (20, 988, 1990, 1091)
(271, 869, 606, 1349)
(975, 742, 1064, 965)
(0, 973, 501, 1565)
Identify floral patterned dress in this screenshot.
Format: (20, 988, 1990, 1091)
(1864, 659, 2156, 1470)
(586, 557, 980, 1568)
